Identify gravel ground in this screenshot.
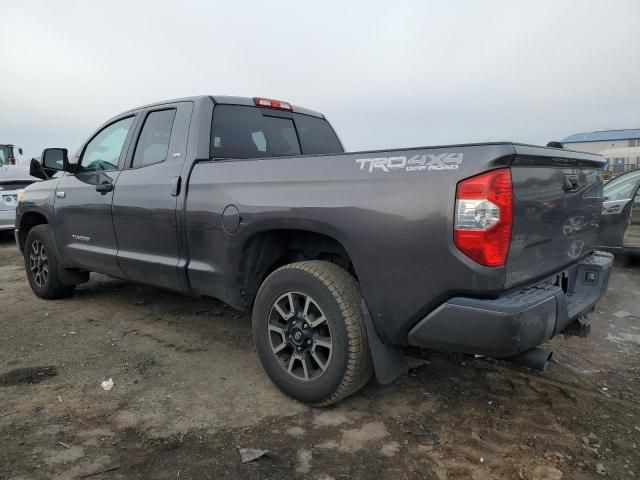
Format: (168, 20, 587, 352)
(0, 230, 638, 480)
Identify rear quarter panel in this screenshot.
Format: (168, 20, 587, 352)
(185, 143, 515, 344)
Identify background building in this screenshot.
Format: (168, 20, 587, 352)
(561, 128, 640, 174)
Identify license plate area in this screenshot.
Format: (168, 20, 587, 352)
(2, 195, 18, 208)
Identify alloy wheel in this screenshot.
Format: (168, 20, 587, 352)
(29, 240, 49, 288)
(267, 291, 333, 381)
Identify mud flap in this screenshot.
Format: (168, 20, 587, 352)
(58, 265, 90, 286)
(49, 231, 90, 286)
(361, 300, 406, 385)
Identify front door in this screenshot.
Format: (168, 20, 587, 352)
(111, 102, 193, 291)
(600, 171, 640, 250)
(623, 187, 640, 250)
(54, 115, 137, 276)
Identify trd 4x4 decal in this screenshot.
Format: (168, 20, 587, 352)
(355, 153, 463, 173)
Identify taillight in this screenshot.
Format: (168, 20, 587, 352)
(254, 97, 293, 111)
(454, 168, 512, 267)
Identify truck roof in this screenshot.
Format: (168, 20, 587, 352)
(122, 95, 325, 119)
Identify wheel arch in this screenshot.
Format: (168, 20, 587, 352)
(237, 227, 359, 309)
(19, 211, 89, 286)
(17, 210, 49, 252)
(236, 226, 407, 386)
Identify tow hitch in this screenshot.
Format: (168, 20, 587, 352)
(563, 314, 592, 338)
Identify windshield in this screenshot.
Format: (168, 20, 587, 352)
(0, 146, 11, 166)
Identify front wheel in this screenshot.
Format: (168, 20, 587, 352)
(24, 225, 75, 299)
(252, 261, 372, 406)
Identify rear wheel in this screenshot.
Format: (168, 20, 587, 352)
(252, 260, 372, 406)
(24, 225, 75, 299)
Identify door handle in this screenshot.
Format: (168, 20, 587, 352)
(95, 182, 114, 194)
(170, 176, 181, 196)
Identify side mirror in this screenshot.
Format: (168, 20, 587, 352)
(30, 148, 74, 180)
(42, 148, 69, 171)
(18, 148, 23, 155)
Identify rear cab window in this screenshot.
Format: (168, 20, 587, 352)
(210, 105, 343, 159)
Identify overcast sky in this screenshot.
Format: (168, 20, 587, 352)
(2, 0, 639, 161)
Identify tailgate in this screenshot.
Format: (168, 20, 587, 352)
(505, 145, 605, 288)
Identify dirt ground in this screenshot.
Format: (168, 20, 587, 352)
(0, 231, 638, 480)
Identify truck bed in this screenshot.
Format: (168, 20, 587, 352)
(184, 142, 605, 345)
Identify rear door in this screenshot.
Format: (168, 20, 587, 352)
(111, 102, 193, 290)
(54, 115, 137, 275)
(505, 146, 605, 288)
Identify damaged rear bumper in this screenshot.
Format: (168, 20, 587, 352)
(407, 251, 614, 358)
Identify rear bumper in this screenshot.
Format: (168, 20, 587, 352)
(407, 251, 614, 358)
(597, 245, 640, 256)
(0, 209, 16, 230)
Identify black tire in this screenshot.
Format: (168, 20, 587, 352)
(24, 225, 75, 299)
(252, 260, 372, 406)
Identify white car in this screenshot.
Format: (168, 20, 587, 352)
(0, 165, 40, 231)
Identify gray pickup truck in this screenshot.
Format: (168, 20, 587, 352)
(16, 95, 613, 405)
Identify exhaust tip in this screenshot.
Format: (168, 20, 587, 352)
(507, 347, 552, 371)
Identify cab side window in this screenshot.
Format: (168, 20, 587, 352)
(132, 109, 177, 168)
(80, 117, 135, 172)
